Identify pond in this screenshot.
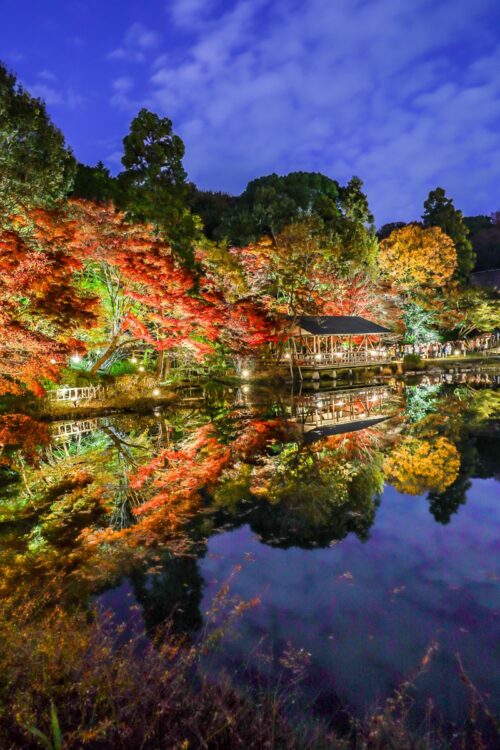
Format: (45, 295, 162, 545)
(1, 371, 499, 731)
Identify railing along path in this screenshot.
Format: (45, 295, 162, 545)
(47, 385, 106, 403)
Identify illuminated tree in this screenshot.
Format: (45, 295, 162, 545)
(383, 436, 460, 495)
(0, 414, 50, 467)
(379, 224, 459, 342)
(454, 286, 500, 336)
(65, 201, 219, 374)
(0, 207, 97, 395)
(402, 302, 440, 345)
(379, 224, 457, 295)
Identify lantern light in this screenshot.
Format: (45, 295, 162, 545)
(153, 388, 160, 397)
(138, 366, 145, 372)
(130, 356, 138, 364)
(50, 358, 57, 365)
(315, 353, 322, 361)
(241, 369, 250, 378)
(71, 354, 81, 364)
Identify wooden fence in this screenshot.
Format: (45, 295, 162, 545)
(47, 385, 106, 403)
(51, 419, 100, 440)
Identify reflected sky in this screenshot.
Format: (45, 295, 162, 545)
(199, 477, 500, 723)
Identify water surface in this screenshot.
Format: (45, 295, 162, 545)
(1, 373, 499, 725)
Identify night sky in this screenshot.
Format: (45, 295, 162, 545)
(1, 0, 499, 224)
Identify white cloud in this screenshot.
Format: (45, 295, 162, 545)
(106, 150, 124, 165)
(107, 22, 160, 63)
(30, 83, 63, 105)
(110, 76, 145, 111)
(29, 82, 84, 110)
(168, 0, 213, 28)
(113, 76, 134, 92)
(108, 47, 145, 63)
(113, 0, 500, 221)
(125, 22, 160, 50)
(38, 69, 57, 82)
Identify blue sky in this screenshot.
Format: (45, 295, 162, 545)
(1, 0, 500, 225)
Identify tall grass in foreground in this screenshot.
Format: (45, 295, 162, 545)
(0, 583, 498, 749)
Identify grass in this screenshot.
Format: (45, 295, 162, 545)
(0, 582, 498, 750)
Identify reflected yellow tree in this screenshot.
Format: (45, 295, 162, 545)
(384, 435, 460, 495)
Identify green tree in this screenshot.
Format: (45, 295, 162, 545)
(217, 171, 376, 267)
(402, 302, 440, 345)
(377, 221, 407, 241)
(117, 109, 199, 265)
(217, 171, 340, 244)
(455, 286, 500, 335)
(72, 161, 117, 204)
(186, 186, 236, 240)
(422, 187, 475, 281)
(0, 61, 75, 221)
(463, 214, 493, 236)
(467, 217, 500, 271)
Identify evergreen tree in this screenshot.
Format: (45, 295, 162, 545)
(117, 109, 199, 266)
(72, 161, 117, 204)
(0, 61, 75, 221)
(422, 187, 475, 282)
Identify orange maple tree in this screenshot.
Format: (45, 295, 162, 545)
(0, 208, 98, 395)
(69, 200, 276, 372)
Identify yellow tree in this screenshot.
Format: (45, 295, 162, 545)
(383, 435, 460, 495)
(379, 224, 458, 342)
(379, 224, 457, 294)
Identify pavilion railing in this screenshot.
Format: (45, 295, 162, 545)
(284, 350, 393, 366)
(294, 386, 392, 426)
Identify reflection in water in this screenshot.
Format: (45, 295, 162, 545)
(0, 374, 499, 722)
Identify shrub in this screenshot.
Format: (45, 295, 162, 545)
(403, 353, 423, 370)
(108, 359, 138, 377)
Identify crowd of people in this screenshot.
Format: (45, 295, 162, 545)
(396, 332, 499, 360)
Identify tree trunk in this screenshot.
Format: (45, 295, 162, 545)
(156, 350, 165, 379)
(90, 339, 120, 376)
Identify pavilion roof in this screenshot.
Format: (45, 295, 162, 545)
(295, 315, 392, 336)
(303, 416, 389, 443)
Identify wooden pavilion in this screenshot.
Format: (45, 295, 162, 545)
(281, 315, 394, 378)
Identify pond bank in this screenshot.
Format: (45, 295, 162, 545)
(2, 356, 498, 420)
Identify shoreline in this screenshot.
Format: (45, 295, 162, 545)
(1, 356, 498, 421)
